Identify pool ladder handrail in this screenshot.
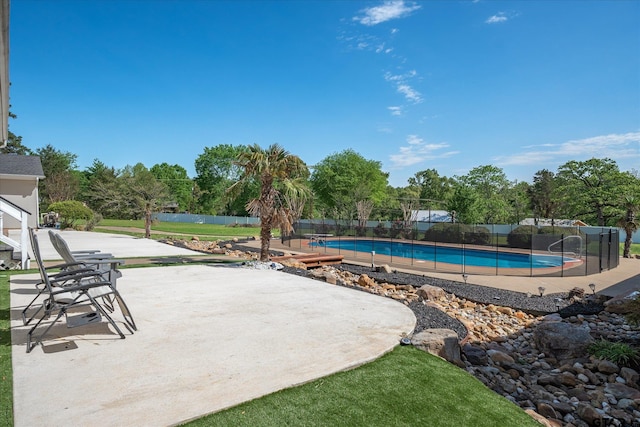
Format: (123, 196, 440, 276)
(547, 235, 583, 258)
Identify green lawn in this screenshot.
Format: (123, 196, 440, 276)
(622, 242, 640, 256)
(0, 272, 13, 427)
(183, 346, 539, 427)
(95, 219, 267, 240)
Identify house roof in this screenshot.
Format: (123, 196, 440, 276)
(412, 210, 452, 222)
(519, 218, 589, 227)
(0, 154, 45, 178)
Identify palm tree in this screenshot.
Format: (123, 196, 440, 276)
(229, 144, 309, 261)
(618, 195, 639, 258)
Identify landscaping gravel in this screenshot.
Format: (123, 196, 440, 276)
(335, 264, 604, 317)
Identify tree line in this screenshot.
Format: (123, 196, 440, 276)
(2, 130, 639, 258)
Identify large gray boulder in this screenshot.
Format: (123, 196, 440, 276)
(604, 289, 640, 314)
(533, 321, 594, 361)
(411, 329, 462, 366)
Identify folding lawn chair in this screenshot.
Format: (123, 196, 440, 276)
(48, 230, 122, 289)
(25, 230, 136, 352)
(21, 228, 97, 326)
(48, 230, 136, 331)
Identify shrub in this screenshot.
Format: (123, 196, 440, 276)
(313, 223, 333, 234)
(373, 223, 388, 237)
(84, 212, 103, 231)
(588, 339, 639, 367)
(423, 223, 463, 244)
(48, 200, 94, 229)
(389, 221, 415, 239)
(389, 221, 404, 239)
(465, 226, 491, 245)
(507, 225, 535, 249)
(355, 225, 368, 237)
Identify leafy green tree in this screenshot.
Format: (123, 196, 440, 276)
(394, 185, 420, 227)
(1, 130, 32, 155)
(150, 163, 193, 212)
(556, 158, 627, 226)
(194, 144, 250, 215)
(83, 159, 119, 215)
(90, 163, 170, 237)
(407, 168, 453, 208)
(310, 149, 389, 222)
(617, 180, 640, 258)
(506, 181, 532, 224)
(229, 144, 309, 261)
(126, 163, 171, 237)
(528, 169, 560, 223)
(2, 112, 33, 155)
(48, 200, 93, 229)
(446, 183, 482, 224)
(457, 165, 511, 224)
(36, 144, 80, 208)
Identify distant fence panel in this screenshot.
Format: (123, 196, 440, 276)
(153, 213, 260, 226)
(282, 222, 619, 277)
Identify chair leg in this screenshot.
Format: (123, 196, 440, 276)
(87, 294, 126, 340)
(113, 291, 137, 332)
(21, 284, 46, 326)
(26, 306, 65, 353)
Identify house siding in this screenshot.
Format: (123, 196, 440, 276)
(1, 176, 40, 229)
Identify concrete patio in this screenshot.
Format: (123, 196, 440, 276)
(9, 231, 416, 426)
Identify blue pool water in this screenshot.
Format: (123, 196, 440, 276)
(312, 239, 575, 269)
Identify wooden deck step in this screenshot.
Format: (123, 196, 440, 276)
(272, 253, 344, 268)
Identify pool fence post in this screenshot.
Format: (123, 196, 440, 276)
(561, 234, 565, 278)
(494, 227, 498, 276)
(462, 231, 466, 275)
(371, 250, 375, 271)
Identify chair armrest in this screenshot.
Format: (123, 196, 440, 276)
(77, 258, 124, 267)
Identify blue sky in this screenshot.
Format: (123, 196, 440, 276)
(9, 0, 640, 187)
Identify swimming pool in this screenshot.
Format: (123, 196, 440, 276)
(312, 239, 577, 269)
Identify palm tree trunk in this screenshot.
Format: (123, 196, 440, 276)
(260, 222, 271, 261)
(624, 231, 632, 258)
(145, 203, 152, 239)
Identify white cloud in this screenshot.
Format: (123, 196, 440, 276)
(354, 1, 421, 26)
(485, 11, 520, 24)
(389, 135, 458, 168)
(391, 28, 399, 34)
(337, 31, 380, 52)
(375, 43, 393, 54)
(384, 70, 422, 103)
(495, 131, 640, 166)
(388, 106, 402, 116)
(486, 13, 508, 24)
(397, 84, 423, 103)
(407, 135, 422, 145)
